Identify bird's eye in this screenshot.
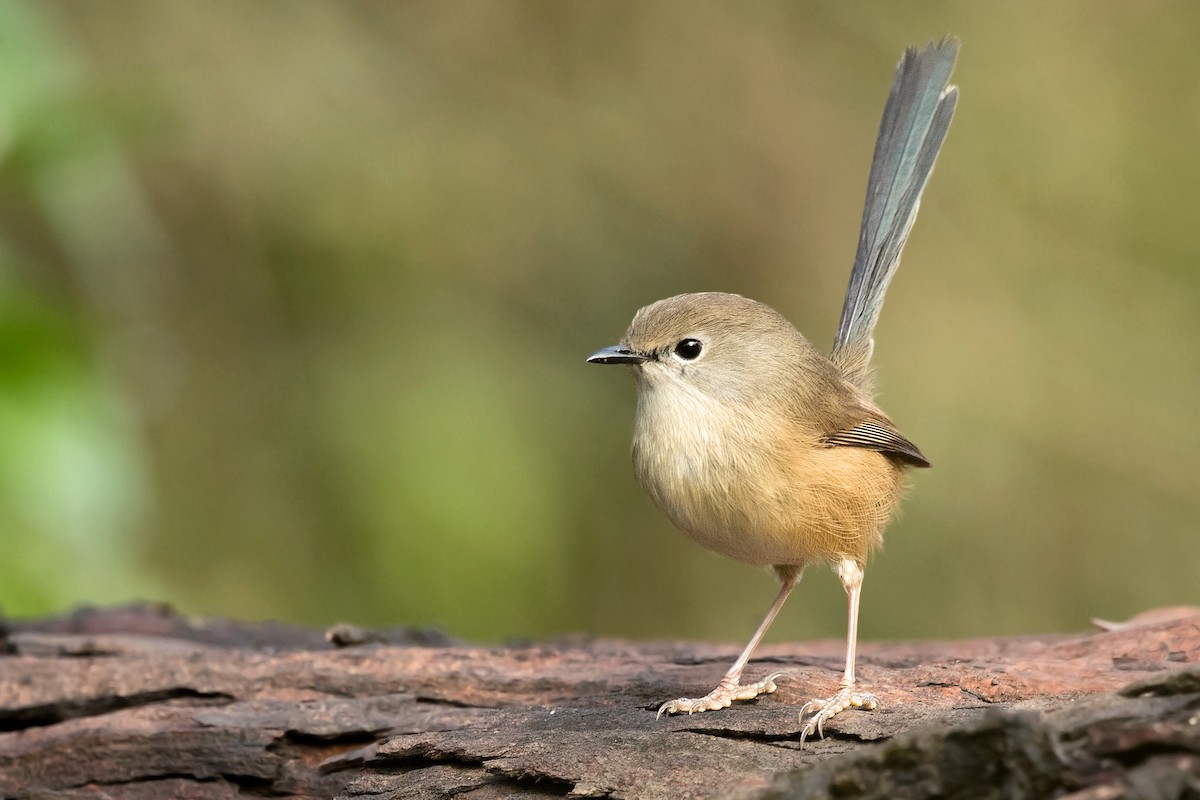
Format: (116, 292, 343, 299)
(674, 338, 703, 360)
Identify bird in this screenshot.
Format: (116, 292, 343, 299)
(587, 38, 958, 740)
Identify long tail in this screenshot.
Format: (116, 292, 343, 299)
(832, 38, 959, 390)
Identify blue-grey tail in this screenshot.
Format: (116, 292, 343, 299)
(832, 38, 959, 390)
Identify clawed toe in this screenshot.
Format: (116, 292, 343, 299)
(799, 686, 878, 743)
(656, 694, 730, 718)
(656, 672, 787, 719)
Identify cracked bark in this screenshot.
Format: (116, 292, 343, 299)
(1, 604, 1198, 799)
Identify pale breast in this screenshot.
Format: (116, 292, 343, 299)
(631, 380, 903, 567)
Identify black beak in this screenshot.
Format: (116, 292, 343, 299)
(587, 345, 649, 365)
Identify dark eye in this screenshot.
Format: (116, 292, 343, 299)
(674, 338, 703, 360)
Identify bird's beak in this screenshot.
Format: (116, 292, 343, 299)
(587, 344, 649, 365)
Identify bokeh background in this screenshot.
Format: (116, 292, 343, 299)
(2, 1, 1197, 645)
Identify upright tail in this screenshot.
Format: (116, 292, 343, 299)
(832, 38, 959, 390)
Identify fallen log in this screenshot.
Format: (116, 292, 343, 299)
(1, 604, 1197, 798)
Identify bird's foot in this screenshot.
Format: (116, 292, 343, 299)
(798, 684, 878, 743)
(656, 671, 786, 719)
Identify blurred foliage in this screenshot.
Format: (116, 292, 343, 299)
(0, 1, 1197, 644)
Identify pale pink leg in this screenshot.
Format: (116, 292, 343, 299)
(657, 567, 802, 718)
(799, 558, 879, 741)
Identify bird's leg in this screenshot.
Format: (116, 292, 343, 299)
(657, 566, 802, 718)
(799, 558, 878, 742)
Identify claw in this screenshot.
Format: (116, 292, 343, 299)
(798, 685, 878, 744)
(656, 671, 787, 719)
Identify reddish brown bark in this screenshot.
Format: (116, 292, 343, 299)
(1, 604, 1198, 798)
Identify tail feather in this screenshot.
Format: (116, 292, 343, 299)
(832, 38, 959, 390)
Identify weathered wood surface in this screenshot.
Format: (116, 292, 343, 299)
(1, 604, 1198, 799)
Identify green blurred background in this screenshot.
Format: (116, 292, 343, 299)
(1, 1, 1197, 644)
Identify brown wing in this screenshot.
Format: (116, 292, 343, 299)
(823, 418, 930, 468)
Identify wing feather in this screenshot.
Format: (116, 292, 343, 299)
(823, 418, 930, 467)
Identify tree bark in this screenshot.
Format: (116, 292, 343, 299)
(1, 604, 1198, 798)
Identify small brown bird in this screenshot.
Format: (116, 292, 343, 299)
(588, 40, 958, 739)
